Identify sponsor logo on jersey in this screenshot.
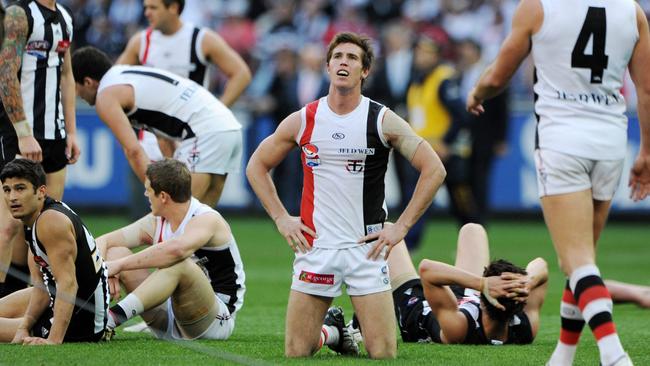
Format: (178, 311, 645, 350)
(332, 132, 345, 140)
(26, 40, 50, 59)
(55, 40, 70, 54)
(407, 296, 419, 307)
(298, 270, 334, 285)
(302, 143, 319, 158)
(366, 223, 383, 235)
(346, 159, 364, 173)
(381, 265, 388, 274)
(33, 255, 48, 268)
(338, 147, 375, 155)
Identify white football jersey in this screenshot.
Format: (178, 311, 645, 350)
(531, 0, 638, 160)
(296, 96, 391, 249)
(153, 198, 246, 314)
(98, 65, 240, 140)
(138, 23, 209, 87)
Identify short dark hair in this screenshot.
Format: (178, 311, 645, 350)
(71, 46, 113, 84)
(162, 0, 184, 14)
(481, 259, 527, 322)
(145, 159, 191, 203)
(326, 32, 374, 72)
(0, 159, 46, 192)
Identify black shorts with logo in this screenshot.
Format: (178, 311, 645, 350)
(392, 278, 442, 343)
(32, 307, 105, 343)
(0, 135, 67, 174)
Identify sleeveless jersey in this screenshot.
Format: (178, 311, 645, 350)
(457, 291, 533, 345)
(97, 65, 240, 141)
(138, 23, 209, 87)
(0, 0, 72, 140)
(531, 0, 638, 160)
(296, 96, 391, 249)
(26, 197, 109, 339)
(152, 198, 246, 314)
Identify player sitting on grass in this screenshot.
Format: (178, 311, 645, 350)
(351, 223, 548, 345)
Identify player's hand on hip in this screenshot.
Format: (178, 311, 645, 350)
(66, 133, 81, 164)
(628, 153, 650, 201)
(17, 136, 43, 162)
(275, 214, 315, 253)
(466, 91, 485, 116)
(359, 222, 408, 260)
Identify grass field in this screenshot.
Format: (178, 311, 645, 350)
(0, 215, 648, 365)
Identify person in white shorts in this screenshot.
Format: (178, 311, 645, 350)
(96, 159, 245, 340)
(247, 32, 446, 359)
(466, 1, 650, 365)
(71, 46, 243, 207)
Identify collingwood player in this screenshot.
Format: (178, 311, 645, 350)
(96, 159, 246, 340)
(467, 0, 650, 365)
(0, 159, 109, 344)
(71, 46, 243, 207)
(0, 0, 80, 300)
(247, 32, 446, 359)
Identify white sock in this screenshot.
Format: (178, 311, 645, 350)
(321, 325, 339, 347)
(549, 342, 578, 365)
(117, 294, 144, 322)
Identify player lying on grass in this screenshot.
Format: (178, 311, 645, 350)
(352, 223, 548, 345)
(0, 159, 111, 344)
(96, 159, 245, 340)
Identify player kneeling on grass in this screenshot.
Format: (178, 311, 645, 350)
(0, 159, 111, 344)
(96, 159, 245, 340)
(352, 223, 548, 345)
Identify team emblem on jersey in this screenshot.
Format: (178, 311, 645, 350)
(407, 296, 419, 307)
(331, 132, 345, 140)
(346, 159, 364, 173)
(26, 40, 50, 59)
(302, 143, 321, 167)
(187, 149, 200, 168)
(33, 255, 48, 268)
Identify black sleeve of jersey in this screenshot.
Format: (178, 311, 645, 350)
(457, 308, 476, 344)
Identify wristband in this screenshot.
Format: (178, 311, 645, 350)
(480, 277, 501, 308)
(13, 120, 33, 138)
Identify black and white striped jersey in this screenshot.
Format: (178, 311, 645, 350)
(9, 0, 73, 140)
(26, 197, 109, 340)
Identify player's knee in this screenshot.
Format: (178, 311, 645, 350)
(366, 340, 397, 359)
(284, 339, 318, 358)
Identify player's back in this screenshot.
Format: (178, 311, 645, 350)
(531, 0, 638, 160)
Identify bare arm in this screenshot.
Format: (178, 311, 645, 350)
(95, 86, 150, 182)
(246, 111, 315, 253)
(32, 211, 79, 344)
(202, 30, 251, 106)
(61, 48, 80, 164)
(0, 5, 42, 162)
(107, 213, 226, 275)
(116, 32, 142, 65)
(95, 214, 155, 258)
(523, 257, 548, 338)
(628, 3, 650, 201)
(361, 110, 446, 259)
(13, 255, 50, 344)
(466, 0, 542, 115)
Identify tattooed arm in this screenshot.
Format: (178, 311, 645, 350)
(0, 5, 42, 162)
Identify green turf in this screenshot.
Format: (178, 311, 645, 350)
(1, 216, 649, 365)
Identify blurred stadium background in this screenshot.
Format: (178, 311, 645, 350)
(44, 0, 649, 219)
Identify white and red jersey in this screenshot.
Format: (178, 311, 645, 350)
(152, 198, 246, 314)
(531, 0, 638, 160)
(296, 96, 391, 249)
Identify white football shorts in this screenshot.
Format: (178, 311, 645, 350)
(534, 148, 624, 200)
(291, 244, 391, 297)
(174, 129, 243, 175)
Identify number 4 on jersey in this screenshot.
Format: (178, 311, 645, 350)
(571, 7, 609, 84)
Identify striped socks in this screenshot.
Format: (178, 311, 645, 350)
(550, 279, 586, 365)
(570, 265, 625, 366)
